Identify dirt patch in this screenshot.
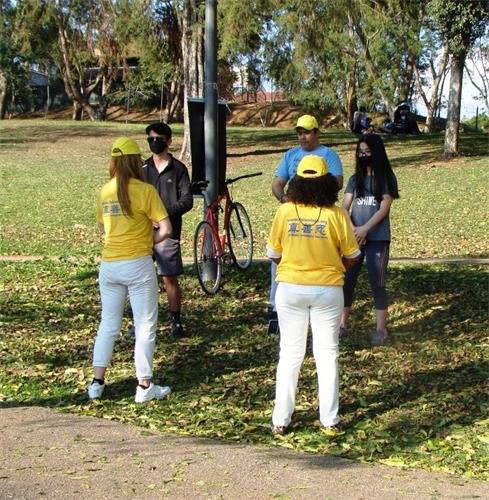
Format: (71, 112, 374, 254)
(14, 103, 345, 129)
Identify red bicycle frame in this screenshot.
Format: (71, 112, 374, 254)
(204, 188, 233, 257)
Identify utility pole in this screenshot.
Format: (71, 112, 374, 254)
(204, 0, 218, 207)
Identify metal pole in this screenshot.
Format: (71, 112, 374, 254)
(204, 0, 218, 207)
(201, 0, 219, 281)
(475, 106, 479, 131)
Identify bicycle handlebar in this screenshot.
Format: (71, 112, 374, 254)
(191, 173, 262, 192)
(225, 172, 263, 185)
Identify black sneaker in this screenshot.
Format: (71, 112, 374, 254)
(370, 329, 388, 346)
(171, 322, 188, 339)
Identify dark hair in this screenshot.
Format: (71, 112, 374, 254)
(287, 173, 339, 207)
(145, 122, 172, 139)
(355, 133, 399, 202)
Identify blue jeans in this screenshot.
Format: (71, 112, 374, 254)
(343, 240, 389, 310)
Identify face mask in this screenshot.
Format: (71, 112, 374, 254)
(148, 137, 167, 154)
(358, 156, 372, 168)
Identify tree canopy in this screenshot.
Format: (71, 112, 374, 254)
(3, 0, 489, 157)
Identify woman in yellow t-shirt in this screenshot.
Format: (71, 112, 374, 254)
(88, 137, 173, 404)
(267, 155, 360, 435)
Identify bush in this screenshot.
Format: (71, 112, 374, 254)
(463, 112, 489, 131)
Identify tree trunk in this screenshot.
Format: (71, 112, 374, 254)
(443, 51, 465, 159)
(180, 0, 204, 162)
(399, 54, 415, 104)
(166, 79, 182, 122)
(72, 101, 82, 120)
(0, 71, 7, 120)
(345, 62, 357, 129)
(344, 14, 357, 129)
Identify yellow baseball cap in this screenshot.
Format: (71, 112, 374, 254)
(295, 114, 319, 131)
(297, 155, 329, 178)
(111, 137, 141, 157)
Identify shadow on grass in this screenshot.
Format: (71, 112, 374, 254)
(1, 260, 488, 466)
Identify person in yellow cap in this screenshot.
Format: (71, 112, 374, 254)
(267, 155, 360, 435)
(88, 137, 173, 403)
(268, 115, 344, 333)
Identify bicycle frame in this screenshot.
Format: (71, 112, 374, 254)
(198, 172, 261, 258)
(192, 172, 262, 294)
(204, 189, 232, 258)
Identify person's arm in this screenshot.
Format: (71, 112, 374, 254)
(341, 192, 357, 236)
(169, 168, 194, 216)
(153, 217, 172, 244)
(337, 208, 361, 268)
(342, 192, 353, 212)
(267, 208, 283, 263)
(342, 252, 361, 270)
(271, 176, 289, 203)
(324, 148, 343, 189)
(353, 194, 394, 242)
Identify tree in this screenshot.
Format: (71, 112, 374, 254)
(429, 0, 489, 158)
(411, 28, 450, 132)
(17, 0, 137, 121)
(177, 0, 204, 161)
(259, 0, 425, 125)
(465, 38, 489, 113)
(128, 1, 184, 123)
(351, 0, 424, 118)
(0, 1, 31, 119)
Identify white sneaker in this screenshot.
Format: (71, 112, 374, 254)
(88, 380, 105, 400)
(135, 383, 171, 403)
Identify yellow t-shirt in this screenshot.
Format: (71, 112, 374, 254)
(96, 178, 168, 261)
(267, 203, 359, 286)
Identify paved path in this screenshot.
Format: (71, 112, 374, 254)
(1, 406, 487, 499)
(1, 255, 488, 265)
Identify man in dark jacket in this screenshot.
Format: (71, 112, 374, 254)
(143, 122, 193, 338)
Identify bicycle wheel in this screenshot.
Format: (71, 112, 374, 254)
(227, 202, 253, 269)
(193, 220, 223, 294)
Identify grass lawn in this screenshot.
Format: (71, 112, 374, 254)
(0, 120, 488, 479)
(0, 120, 488, 258)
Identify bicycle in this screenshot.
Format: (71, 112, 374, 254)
(192, 172, 262, 294)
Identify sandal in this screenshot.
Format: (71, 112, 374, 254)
(271, 425, 286, 435)
(321, 420, 344, 433)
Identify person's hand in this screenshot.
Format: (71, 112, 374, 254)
(353, 225, 368, 245)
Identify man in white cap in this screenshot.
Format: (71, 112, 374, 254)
(268, 115, 344, 333)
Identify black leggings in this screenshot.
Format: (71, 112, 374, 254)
(343, 240, 390, 310)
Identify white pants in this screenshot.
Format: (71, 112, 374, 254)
(93, 255, 159, 380)
(272, 283, 343, 427)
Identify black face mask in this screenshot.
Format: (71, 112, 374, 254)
(358, 156, 372, 168)
(147, 137, 168, 154)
